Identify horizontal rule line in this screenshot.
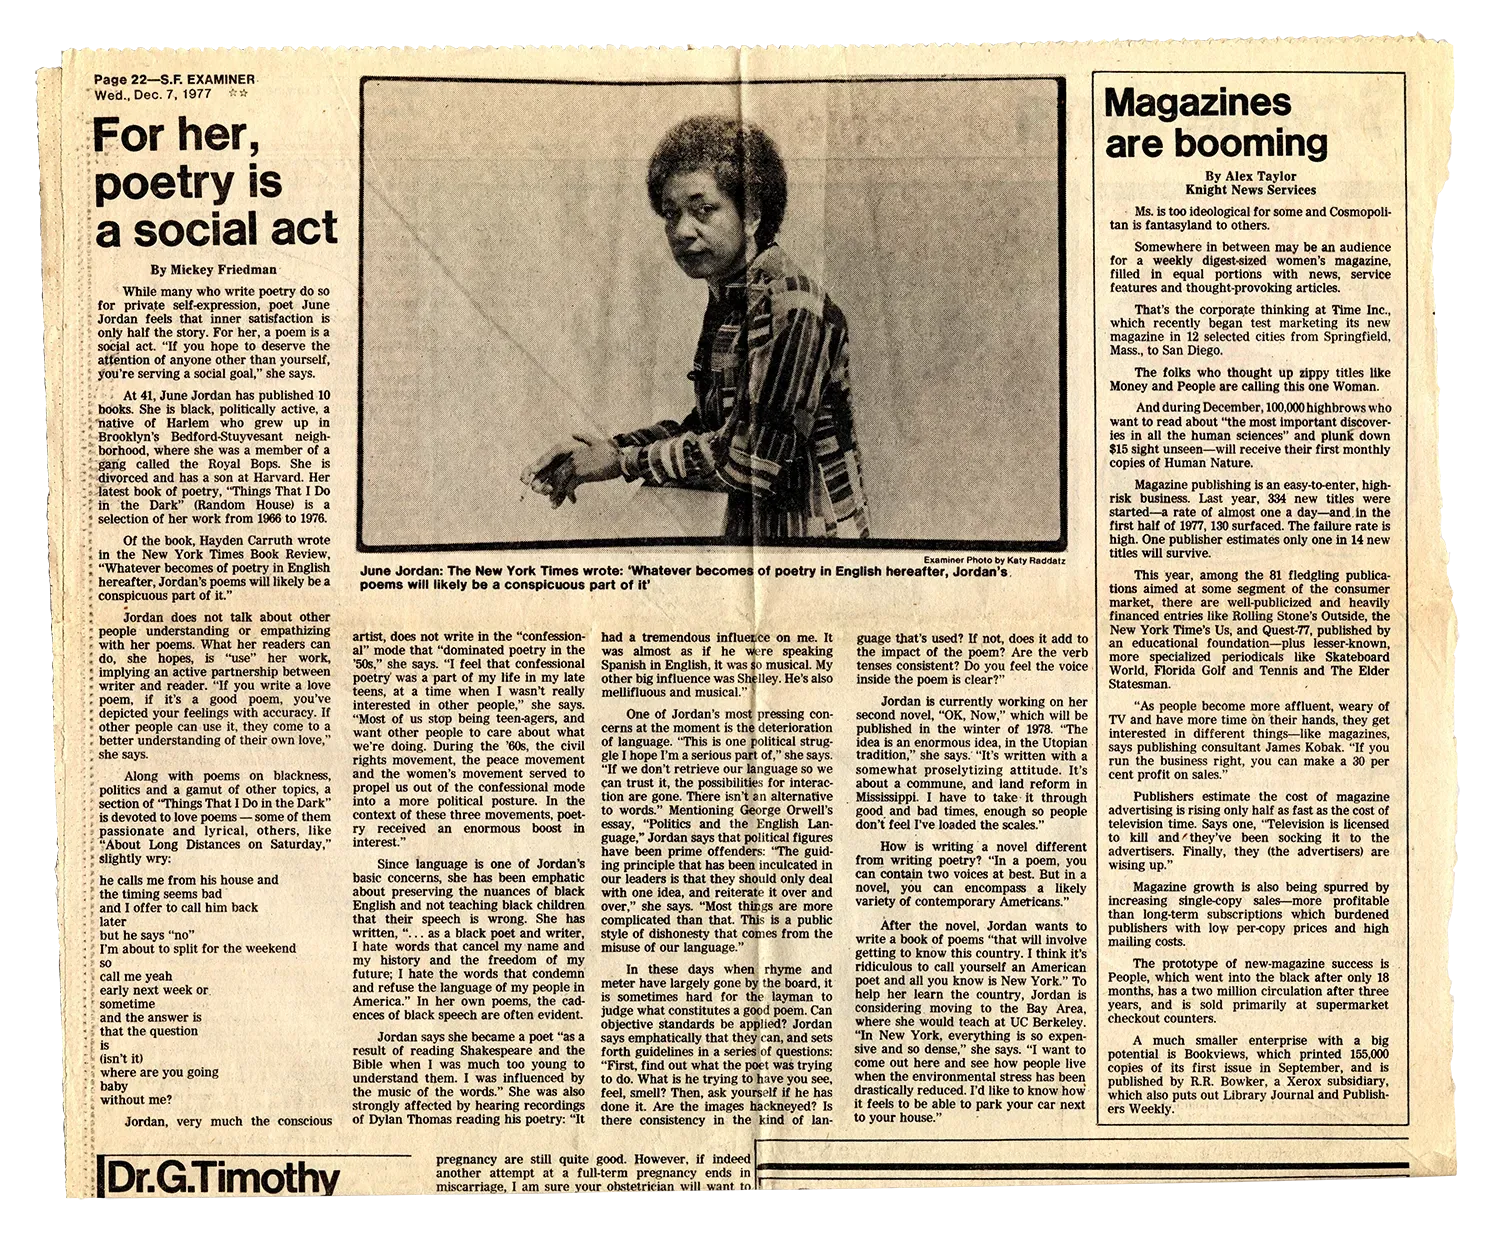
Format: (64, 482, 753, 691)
(756, 1135, 1410, 1144)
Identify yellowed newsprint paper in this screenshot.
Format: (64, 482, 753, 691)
(42, 39, 1454, 1197)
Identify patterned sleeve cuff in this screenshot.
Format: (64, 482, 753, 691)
(617, 444, 648, 482)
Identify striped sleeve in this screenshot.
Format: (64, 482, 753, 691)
(716, 305, 827, 498)
(612, 413, 710, 485)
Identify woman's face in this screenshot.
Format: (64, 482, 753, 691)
(660, 168, 760, 285)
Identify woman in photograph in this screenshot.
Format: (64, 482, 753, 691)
(523, 116, 870, 540)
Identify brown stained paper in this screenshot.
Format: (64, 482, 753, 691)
(42, 40, 1454, 1196)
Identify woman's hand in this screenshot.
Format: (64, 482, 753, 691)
(522, 434, 622, 507)
(565, 433, 624, 486)
(522, 441, 575, 499)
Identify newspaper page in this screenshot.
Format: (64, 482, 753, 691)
(42, 38, 1455, 1197)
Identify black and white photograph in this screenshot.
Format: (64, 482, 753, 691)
(357, 76, 1065, 549)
